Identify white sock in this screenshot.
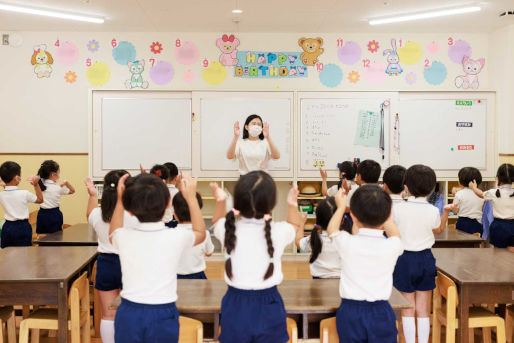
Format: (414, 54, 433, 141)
(417, 317, 430, 343)
(402, 317, 416, 343)
(100, 319, 115, 343)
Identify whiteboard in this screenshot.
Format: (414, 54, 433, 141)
(399, 95, 488, 171)
(90, 91, 192, 178)
(298, 93, 394, 177)
(195, 92, 293, 177)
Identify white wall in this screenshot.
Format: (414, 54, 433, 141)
(0, 32, 491, 153)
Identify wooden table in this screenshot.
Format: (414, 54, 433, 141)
(0, 246, 98, 343)
(433, 248, 514, 343)
(111, 279, 411, 339)
(434, 229, 485, 248)
(34, 223, 98, 246)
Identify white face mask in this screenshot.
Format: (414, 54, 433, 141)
(248, 125, 262, 138)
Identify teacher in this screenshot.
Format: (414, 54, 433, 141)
(226, 114, 281, 175)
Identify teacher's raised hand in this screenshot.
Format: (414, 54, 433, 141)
(233, 121, 240, 138)
(263, 122, 270, 138)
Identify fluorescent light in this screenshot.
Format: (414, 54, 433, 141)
(232, 9, 243, 14)
(0, 3, 104, 23)
(369, 6, 481, 25)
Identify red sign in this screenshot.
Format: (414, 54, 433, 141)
(458, 145, 474, 151)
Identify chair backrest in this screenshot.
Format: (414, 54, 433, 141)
(91, 261, 97, 283)
(320, 317, 339, 343)
(286, 317, 298, 343)
(178, 316, 203, 343)
(435, 271, 458, 320)
(69, 272, 90, 311)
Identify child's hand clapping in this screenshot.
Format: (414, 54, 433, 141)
(27, 175, 40, 186)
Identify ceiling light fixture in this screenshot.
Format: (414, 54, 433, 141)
(369, 6, 481, 25)
(0, 3, 104, 23)
(232, 9, 243, 14)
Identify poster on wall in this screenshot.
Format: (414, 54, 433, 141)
(234, 51, 307, 78)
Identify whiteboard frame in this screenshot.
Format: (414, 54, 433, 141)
(192, 91, 295, 179)
(398, 91, 497, 179)
(296, 91, 399, 179)
(89, 90, 192, 180)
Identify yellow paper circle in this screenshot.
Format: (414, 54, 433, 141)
(202, 62, 227, 86)
(398, 41, 422, 65)
(86, 61, 111, 86)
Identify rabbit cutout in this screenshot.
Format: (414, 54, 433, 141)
(383, 39, 403, 76)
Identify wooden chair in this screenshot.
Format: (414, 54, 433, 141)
(286, 317, 298, 343)
(19, 272, 91, 343)
(507, 305, 514, 343)
(178, 316, 203, 343)
(0, 307, 16, 343)
(432, 271, 506, 343)
(91, 261, 101, 338)
(320, 317, 338, 343)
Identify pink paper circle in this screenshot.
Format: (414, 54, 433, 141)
(338, 41, 361, 65)
(183, 70, 195, 83)
(149, 61, 174, 85)
(55, 41, 79, 66)
(363, 61, 387, 85)
(448, 40, 472, 64)
(175, 42, 199, 65)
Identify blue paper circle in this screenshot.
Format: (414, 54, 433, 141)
(424, 61, 447, 86)
(319, 64, 343, 88)
(112, 41, 137, 65)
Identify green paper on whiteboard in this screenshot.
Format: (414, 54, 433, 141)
(354, 110, 381, 147)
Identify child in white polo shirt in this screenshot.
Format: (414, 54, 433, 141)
(173, 192, 214, 279)
(327, 185, 403, 342)
(383, 165, 407, 206)
(453, 167, 484, 235)
(0, 161, 43, 248)
(109, 172, 206, 343)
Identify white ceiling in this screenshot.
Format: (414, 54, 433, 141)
(1, 0, 513, 32)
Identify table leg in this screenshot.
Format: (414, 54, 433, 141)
(302, 313, 308, 339)
(213, 312, 220, 340)
(459, 285, 470, 343)
(58, 281, 68, 343)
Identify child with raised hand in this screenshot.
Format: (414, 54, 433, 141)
(392, 164, 456, 343)
(109, 172, 205, 343)
(36, 160, 75, 234)
(453, 167, 484, 235)
(0, 161, 43, 248)
(469, 163, 514, 251)
(84, 170, 139, 343)
(327, 185, 403, 343)
(173, 192, 215, 279)
(320, 161, 358, 197)
(296, 197, 341, 279)
(210, 171, 305, 343)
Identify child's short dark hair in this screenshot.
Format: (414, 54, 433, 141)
(0, 161, 21, 183)
(356, 159, 381, 183)
(172, 192, 203, 222)
(350, 185, 391, 227)
(383, 165, 407, 194)
(458, 167, 482, 187)
(405, 164, 436, 197)
(150, 164, 170, 180)
(164, 162, 179, 180)
(122, 174, 170, 222)
(338, 161, 357, 180)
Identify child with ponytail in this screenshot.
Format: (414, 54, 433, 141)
(470, 163, 514, 251)
(210, 170, 305, 343)
(296, 197, 341, 279)
(36, 160, 74, 234)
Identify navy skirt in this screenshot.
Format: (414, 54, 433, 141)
(36, 207, 63, 234)
(456, 217, 483, 235)
(1, 219, 32, 248)
(489, 218, 514, 248)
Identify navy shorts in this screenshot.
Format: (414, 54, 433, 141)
(115, 298, 179, 343)
(489, 218, 514, 248)
(95, 253, 122, 291)
(336, 299, 397, 343)
(393, 249, 436, 293)
(456, 217, 483, 236)
(1, 219, 32, 248)
(219, 286, 289, 343)
(36, 207, 63, 234)
(177, 271, 207, 279)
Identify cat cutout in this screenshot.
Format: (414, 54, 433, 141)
(455, 56, 485, 89)
(125, 60, 149, 89)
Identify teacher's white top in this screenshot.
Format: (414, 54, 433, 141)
(234, 139, 271, 175)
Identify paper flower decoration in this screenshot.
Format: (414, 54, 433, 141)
(183, 70, 195, 83)
(64, 71, 77, 83)
(405, 72, 417, 85)
(348, 71, 360, 84)
(367, 40, 380, 53)
(427, 41, 439, 54)
(87, 40, 99, 53)
(150, 41, 163, 54)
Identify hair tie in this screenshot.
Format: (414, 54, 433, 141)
(231, 208, 240, 216)
(224, 253, 230, 260)
(155, 170, 162, 177)
(263, 214, 271, 221)
(110, 183, 115, 188)
(269, 257, 275, 263)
